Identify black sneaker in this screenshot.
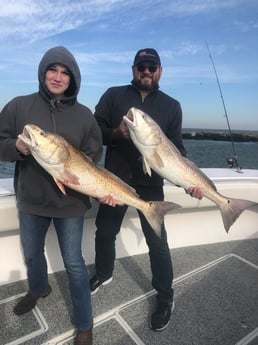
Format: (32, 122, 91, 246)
(90, 275, 112, 295)
(150, 300, 175, 331)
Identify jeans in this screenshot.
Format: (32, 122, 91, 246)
(19, 211, 92, 330)
(95, 185, 174, 304)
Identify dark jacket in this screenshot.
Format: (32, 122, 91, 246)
(0, 46, 102, 217)
(94, 84, 186, 186)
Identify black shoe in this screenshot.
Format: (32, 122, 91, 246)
(13, 284, 52, 315)
(74, 328, 93, 345)
(90, 275, 112, 295)
(150, 300, 175, 331)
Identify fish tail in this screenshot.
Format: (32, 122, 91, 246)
(220, 198, 257, 233)
(142, 201, 181, 238)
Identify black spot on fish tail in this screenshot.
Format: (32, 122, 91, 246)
(142, 201, 181, 238)
(220, 197, 257, 232)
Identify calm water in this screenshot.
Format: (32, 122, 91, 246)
(1, 139, 257, 179)
(184, 140, 258, 170)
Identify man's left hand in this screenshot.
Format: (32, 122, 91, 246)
(186, 186, 203, 200)
(98, 194, 117, 207)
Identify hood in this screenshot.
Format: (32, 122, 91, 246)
(38, 46, 81, 103)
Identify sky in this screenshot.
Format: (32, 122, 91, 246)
(0, 0, 257, 130)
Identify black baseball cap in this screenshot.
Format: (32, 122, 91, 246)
(133, 48, 161, 66)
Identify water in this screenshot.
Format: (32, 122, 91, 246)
(0, 161, 15, 179)
(1, 139, 257, 179)
(184, 140, 258, 170)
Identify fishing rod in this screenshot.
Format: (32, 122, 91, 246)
(205, 41, 242, 172)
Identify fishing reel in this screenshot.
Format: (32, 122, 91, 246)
(227, 156, 242, 173)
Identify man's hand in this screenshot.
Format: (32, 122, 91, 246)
(186, 186, 203, 200)
(98, 194, 117, 207)
(112, 120, 130, 140)
(16, 138, 30, 156)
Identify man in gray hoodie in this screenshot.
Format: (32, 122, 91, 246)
(0, 46, 101, 345)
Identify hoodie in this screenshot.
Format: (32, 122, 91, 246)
(0, 46, 102, 217)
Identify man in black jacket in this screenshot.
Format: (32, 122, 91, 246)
(90, 48, 203, 331)
(0, 46, 103, 345)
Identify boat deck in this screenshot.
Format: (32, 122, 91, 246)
(1, 238, 258, 345)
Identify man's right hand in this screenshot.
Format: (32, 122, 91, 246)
(16, 138, 30, 156)
(112, 120, 130, 140)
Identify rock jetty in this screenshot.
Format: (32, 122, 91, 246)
(182, 131, 258, 142)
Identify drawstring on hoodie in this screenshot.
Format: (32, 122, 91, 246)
(49, 97, 74, 133)
(49, 99, 59, 132)
(50, 98, 61, 112)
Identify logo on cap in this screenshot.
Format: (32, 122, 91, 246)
(139, 51, 155, 58)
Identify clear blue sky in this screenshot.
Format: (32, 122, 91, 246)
(1, 0, 257, 130)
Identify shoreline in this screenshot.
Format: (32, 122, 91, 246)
(182, 131, 258, 142)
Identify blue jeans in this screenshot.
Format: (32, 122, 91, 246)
(95, 185, 174, 304)
(19, 211, 92, 330)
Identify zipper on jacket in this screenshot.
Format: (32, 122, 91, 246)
(49, 99, 58, 132)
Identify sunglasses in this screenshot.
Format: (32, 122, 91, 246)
(136, 64, 159, 73)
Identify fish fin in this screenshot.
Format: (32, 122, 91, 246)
(54, 178, 67, 195)
(183, 157, 217, 190)
(219, 198, 257, 232)
(54, 169, 80, 194)
(61, 169, 80, 186)
(142, 201, 181, 238)
(183, 156, 199, 168)
(152, 152, 165, 168)
(143, 157, 152, 176)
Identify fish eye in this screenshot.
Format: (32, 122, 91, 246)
(40, 130, 46, 136)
